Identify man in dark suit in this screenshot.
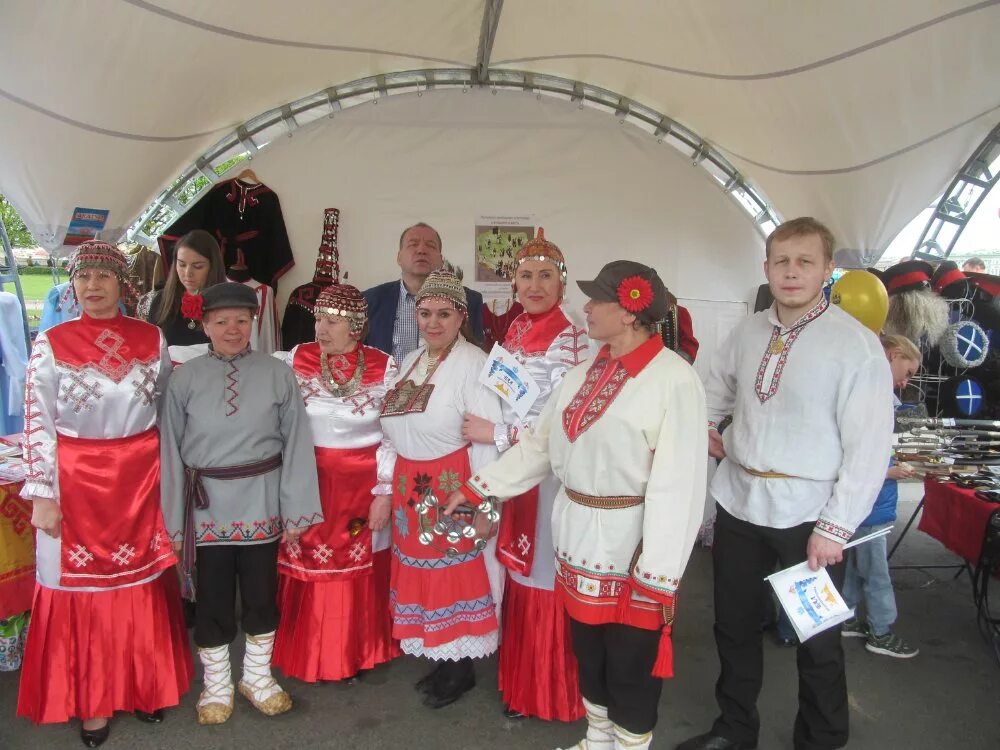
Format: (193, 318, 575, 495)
(363, 222, 484, 361)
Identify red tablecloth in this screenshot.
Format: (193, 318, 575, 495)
(0, 480, 33, 619)
(919, 476, 997, 564)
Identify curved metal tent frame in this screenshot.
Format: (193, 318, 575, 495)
(911, 122, 1000, 261)
(126, 67, 783, 248)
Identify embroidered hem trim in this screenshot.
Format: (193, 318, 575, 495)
(815, 517, 853, 542)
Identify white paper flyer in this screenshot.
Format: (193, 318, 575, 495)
(766, 528, 892, 642)
(478, 343, 540, 419)
(767, 563, 855, 642)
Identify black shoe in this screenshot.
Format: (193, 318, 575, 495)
(80, 722, 110, 748)
(422, 658, 475, 709)
(415, 661, 446, 694)
(135, 709, 164, 723)
(343, 673, 361, 686)
(774, 634, 798, 647)
(676, 732, 757, 750)
(503, 705, 527, 719)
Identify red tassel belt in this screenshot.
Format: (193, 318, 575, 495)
(180, 453, 283, 600)
(565, 488, 643, 509)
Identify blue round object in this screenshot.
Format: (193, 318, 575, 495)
(940, 320, 990, 368)
(954, 378, 984, 417)
(957, 322, 988, 360)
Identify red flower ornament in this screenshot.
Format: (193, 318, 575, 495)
(617, 276, 654, 313)
(180, 292, 204, 321)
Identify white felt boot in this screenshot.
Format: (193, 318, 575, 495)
(196, 644, 234, 725)
(613, 723, 652, 750)
(556, 698, 614, 750)
(238, 631, 292, 716)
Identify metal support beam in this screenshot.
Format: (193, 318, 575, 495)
(126, 67, 782, 244)
(236, 125, 259, 155)
(194, 156, 220, 185)
(911, 122, 1000, 260)
(476, 0, 504, 81)
(280, 105, 297, 137)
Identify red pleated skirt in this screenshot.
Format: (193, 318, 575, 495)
(17, 573, 193, 724)
(498, 578, 584, 722)
(390, 449, 498, 649)
(274, 548, 400, 682)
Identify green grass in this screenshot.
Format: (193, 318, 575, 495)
(2, 273, 64, 326)
(9, 274, 60, 304)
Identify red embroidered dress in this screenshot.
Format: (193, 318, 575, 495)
(17, 313, 192, 724)
(492, 305, 590, 721)
(272, 344, 401, 681)
(380, 338, 505, 661)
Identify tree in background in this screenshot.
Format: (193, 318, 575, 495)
(0, 194, 36, 248)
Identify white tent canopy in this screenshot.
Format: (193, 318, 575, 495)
(1, 0, 998, 255)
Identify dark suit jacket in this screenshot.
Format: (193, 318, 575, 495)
(363, 279, 485, 354)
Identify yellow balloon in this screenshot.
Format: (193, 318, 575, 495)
(830, 270, 889, 333)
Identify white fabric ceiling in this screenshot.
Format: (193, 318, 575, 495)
(1, 0, 998, 255)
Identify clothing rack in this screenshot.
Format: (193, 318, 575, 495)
(0, 216, 32, 351)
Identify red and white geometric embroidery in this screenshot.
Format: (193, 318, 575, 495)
(346, 390, 378, 416)
(557, 326, 589, 367)
(517, 533, 532, 556)
(23, 345, 51, 488)
(296, 374, 322, 405)
(130, 364, 158, 406)
(59, 370, 104, 413)
(754, 299, 828, 404)
(348, 541, 366, 563)
(96, 329, 131, 381)
(149, 531, 164, 551)
(312, 544, 333, 564)
(111, 543, 137, 566)
(506, 316, 533, 353)
(562, 359, 630, 442)
(285, 540, 302, 559)
(68, 544, 94, 568)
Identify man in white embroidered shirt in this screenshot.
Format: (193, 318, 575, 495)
(677, 218, 893, 750)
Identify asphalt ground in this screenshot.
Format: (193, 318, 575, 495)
(2, 484, 998, 749)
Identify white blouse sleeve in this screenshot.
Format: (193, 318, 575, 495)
(373, 355, 399, 495)
(21, 334, 59, 501)
(704, 324, 741, 428)
(631, 366, 708, 609)
(460, 358, 503, 473)
(816, 353, 894, 542)
(271, 346, 296, 368)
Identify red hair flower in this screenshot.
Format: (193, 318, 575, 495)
(617, 276, 654, 313)
(180, 292, 204, 321)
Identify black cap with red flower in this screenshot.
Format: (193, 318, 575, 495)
(577, 260, 669, 324)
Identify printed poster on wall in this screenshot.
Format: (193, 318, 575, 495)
(63, 208, 110, 246)
(473, 215, 535, 304)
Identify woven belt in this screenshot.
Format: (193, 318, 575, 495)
(739, 464, 797, 479)
(566, 488, 644, 509)
(181, 453, 283, 600)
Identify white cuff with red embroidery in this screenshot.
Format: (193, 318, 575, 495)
(814, 516, 853, 543)
(462, 475, 493, 507)
(492, 422, 519, 453)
